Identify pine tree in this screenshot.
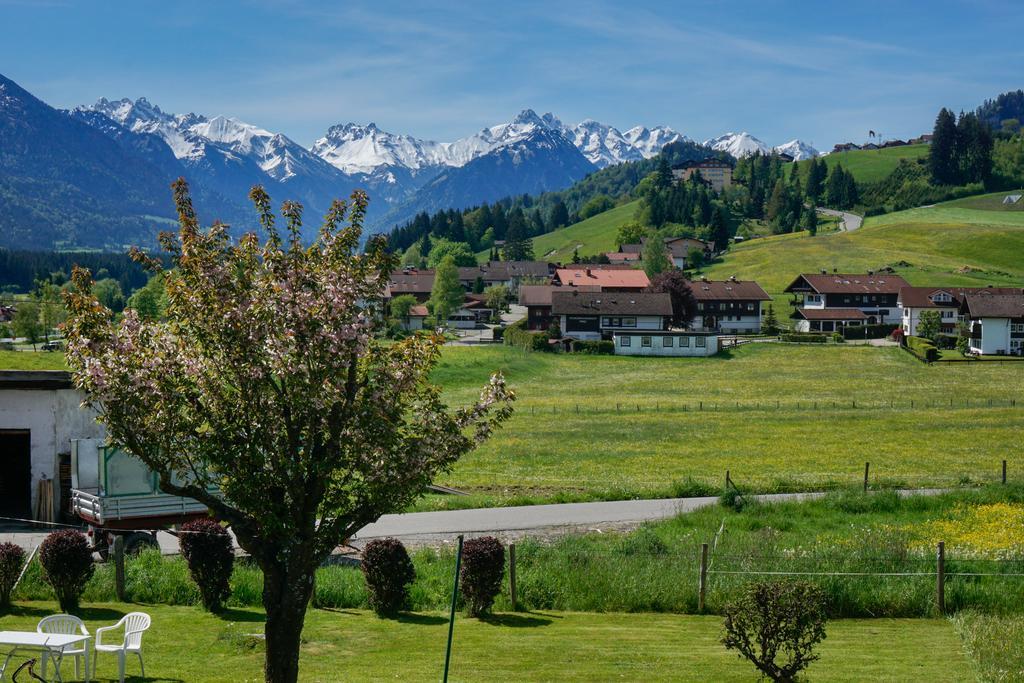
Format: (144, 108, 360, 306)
(805, 157, 825, 201)
(929, 107, 960, 185)
(825, 163, 845, 208)
(710, 204, 731, 251)
(802, 205, 818, 236)
(763, 304, 779, 334)
(419, 232, 432, 258)
(549, 199, 570, 229)
(655, 155, 673, 189)
(502, 208, 534, 261)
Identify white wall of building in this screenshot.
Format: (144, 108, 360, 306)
(614, 333, 719, 357)
(970, 318, 1011, 355)
(0, 388, 104, 519)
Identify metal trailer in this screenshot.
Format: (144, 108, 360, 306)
(70, 439, 211, 557)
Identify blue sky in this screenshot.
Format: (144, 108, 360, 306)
(2, 0, 1022, 150)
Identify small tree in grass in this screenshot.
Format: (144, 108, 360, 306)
(361, 538, 415, 617)
(38, 530, 94, 613)
(0, 542, 26, 609)
(179, 518, 234, 612)
(763, 304, 780, 335)
(62, 180, 514, 683)
(722, 580, 828, 683)
(460, 536, 505, 617)
(917, 309, 942, 343)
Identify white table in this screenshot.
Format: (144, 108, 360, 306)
(0, 631, 91, 682)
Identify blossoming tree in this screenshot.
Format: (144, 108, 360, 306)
(63, 180, 514, 683)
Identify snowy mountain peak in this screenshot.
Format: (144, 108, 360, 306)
(704, 131, 772, 158)
(773, 139, 819, 160)
(512, 108, 544, 126)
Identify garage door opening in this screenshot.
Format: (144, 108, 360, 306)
(0, 430, 31, 520)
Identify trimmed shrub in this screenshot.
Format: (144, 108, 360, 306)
(780, 333, 828, 343)
(361, 538, 415, 617)
(906, 335, 939, 362)
(38, 530, 94, 612)
(574, 340, 615, 355)
(460, 536, 505, 617)
(179, 518, 234, 612)
(722, 580, 828, 682)
(0, 542, 25, 609)
(503, 319, 551, 352)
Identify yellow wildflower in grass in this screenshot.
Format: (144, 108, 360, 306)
(909, 503, 1024, 560)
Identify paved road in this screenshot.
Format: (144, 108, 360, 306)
(817, 208, 863, 232)
(1, 489, 943, 554)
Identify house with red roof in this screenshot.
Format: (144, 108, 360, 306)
(554, 267, 650, 292)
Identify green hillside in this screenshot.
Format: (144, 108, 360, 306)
(704, 199, 1024, 293)
(524, 200, 640, 262)
(792, 144, 929, 183)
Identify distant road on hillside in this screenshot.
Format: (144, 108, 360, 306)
(818, 207, 863, 231)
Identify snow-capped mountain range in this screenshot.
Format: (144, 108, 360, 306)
(704, 131, 819, 160)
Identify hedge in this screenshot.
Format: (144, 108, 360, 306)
(781, 333, 828, 343)
(503, 319, 550, 352)
(573, 340, 614, 355)
(842, 323, 899, 340)
(906, 335, 939, 362)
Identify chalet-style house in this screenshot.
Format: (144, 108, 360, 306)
(671, 158, 733, 192)
(551, 290, 672, 341)
(613, 237, 714, 269)
(785, 272, 909, 332)
(386, 268, 435, 302)
(554, 267, 650, 292)
(458, 261, 553, 292)
(398, 304, 430, 331)
(519, 284, 600, 331)
(691, 277, 771, 333)
(613, 330, 719, 357)
(960, 290, 1024, 356)
(898, 286, 1022, 337)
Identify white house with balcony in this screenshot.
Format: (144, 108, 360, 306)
(898, 286, 1021, 337)
(960, 291, 1024, 355)
(784, 272, 909, 331)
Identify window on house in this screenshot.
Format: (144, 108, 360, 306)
(680, 336, 690, 347)
(747, 303, 754, 311)
(664, 336, 674, 347)
(844, 296, 851, 303)
(620, 335, 631, 347)
(641, 336, 652, 347)
(697, 303, 704, 311)
(696, 336, 706, 347)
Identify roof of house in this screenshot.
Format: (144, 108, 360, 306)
(458, 261, 551, 281)
(962, 292, 1024, 318)
(617, 244, 643, 255)
(387, 269, 435, 295)
(898, 286, 1022, 309)
(794, 308, 869, 321)
(408, 304, 429, 317)
(0, 370, 74, 390)
(783, 273, 910, 295)
(605, 252, 640, 263)
(519, 284, 600, 306)
(621, 237, 712, 259)
(555, 267, 650, 289)
(691, 278, 771, 301)
(551, 291, 672, 316)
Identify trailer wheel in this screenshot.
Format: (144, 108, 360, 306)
(124, 532, 160, 556)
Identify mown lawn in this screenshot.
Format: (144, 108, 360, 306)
(526, 200, 640, 262)
(0, 603, 975, 682)
(430, 344, 1024, 501)
(0, 349, 68, 370)
(790, 144, 930, 184)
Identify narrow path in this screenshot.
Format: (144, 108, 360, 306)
(817, 207, 863, 231)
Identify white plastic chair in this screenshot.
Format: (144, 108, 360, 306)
(37, 614, 90, 681)
(94, 612, 150, 682)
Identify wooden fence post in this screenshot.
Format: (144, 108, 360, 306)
(698, 543, 709, 612)
(113, 534, 126, 602)
(725, 470, 730, 490)
(936, 541, 945, 615)
(863, 462, 870, 493)
(1002, 460, 1007, 484)
(509, 543, 517, 612)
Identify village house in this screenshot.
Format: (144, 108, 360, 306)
(671, 158, 733, 192)
(0, 371, 104, 522)
(612, 330, 720, 357)
(397, 304, 429, 331)
(691, 276, 771, 333)
(519, 284, 599, 331)
(898, 286, 1022, 337)
(960, 290, 1024, 355)
(785, 271, 909, 331)
(554, 267, 650, 292)
(457, 260, 554, 292)
(386, 268, 435, 302)
(612, 236, 714, 269)
(551, 290, 672, 341)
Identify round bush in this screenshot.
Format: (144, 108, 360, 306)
(460, 536, 505, 617)
(179, 518, 234, 612)
(360, 538, 415, 617)
(0, 542, 26, 608)
(38, 530, 94, 612)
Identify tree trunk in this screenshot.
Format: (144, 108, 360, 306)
(261, 554, 316, 683)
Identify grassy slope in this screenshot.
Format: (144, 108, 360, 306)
(945, 189, 1024, 211)
(528, 200, 640, 262)
(791, 143, 930, 183)
(704, 200, 1024, 294)
(0, 349, 68, 370)
(431, 344, 1024, 500)
(0, 603, 974, 682)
